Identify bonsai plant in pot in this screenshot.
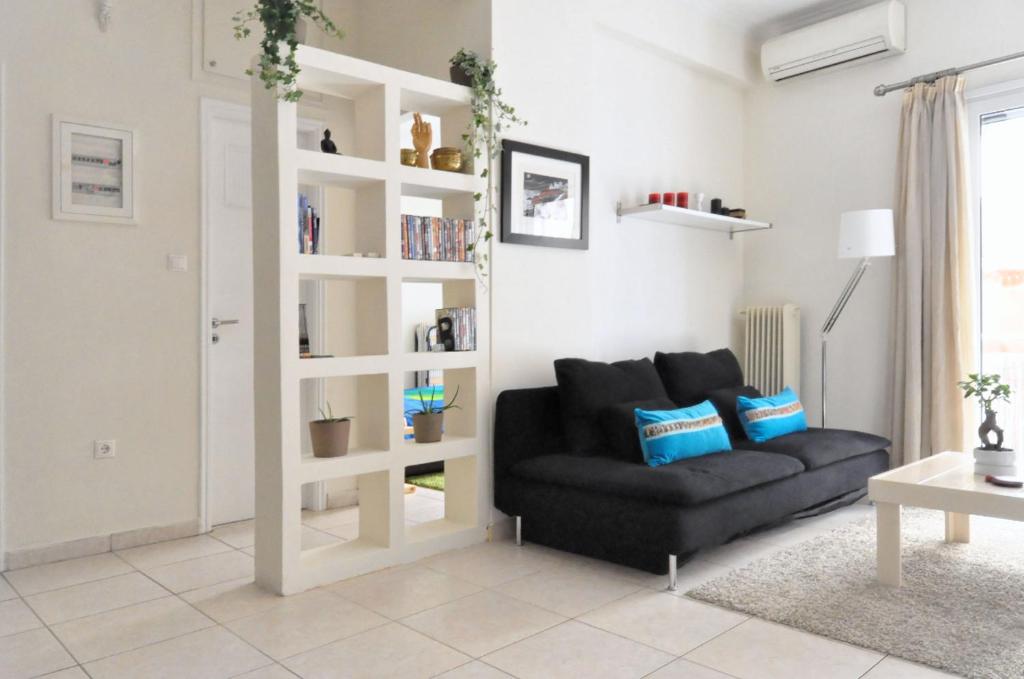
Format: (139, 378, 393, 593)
(309, 403, 352, 458)
(407, 385, 460, 444)
(448, 48, 525, 285)
(233, 0, 345, 102)
(957, 373, 1014, 475)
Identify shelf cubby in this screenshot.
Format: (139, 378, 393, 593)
(319, 276, 388, 357)
(401, 368, 477, 441)
(298, 469, 393, 582)
(404, 456, 477, 545)
(297, 373, 390, 483)
(300, 175, 386, 258)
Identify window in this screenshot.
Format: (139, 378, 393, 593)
(971, 88, 1024, 457)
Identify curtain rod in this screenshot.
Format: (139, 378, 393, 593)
(874, 49, 1024, 96)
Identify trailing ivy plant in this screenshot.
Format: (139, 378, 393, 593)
(450, 48, 526, 285)
(233, 0, 344, 102)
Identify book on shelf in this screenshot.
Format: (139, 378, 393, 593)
(435, 307, 476, 352)
(401, 214, 475, 262)
(297, 193, 321, 255)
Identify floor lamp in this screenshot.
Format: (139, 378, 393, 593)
(820, 209, 895, 427)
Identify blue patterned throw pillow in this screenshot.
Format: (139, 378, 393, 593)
(634, 401, 732, 468)
(736, 386, 808, 443)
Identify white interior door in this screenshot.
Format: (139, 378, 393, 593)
(203, 100, 322, 527)
(205, 102, 257, 526)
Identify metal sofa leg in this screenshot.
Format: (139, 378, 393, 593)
(667, 554, 678, 592)
(515, 516, 522, 546)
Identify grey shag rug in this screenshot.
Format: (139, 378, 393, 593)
(688, 509, 1024, 679)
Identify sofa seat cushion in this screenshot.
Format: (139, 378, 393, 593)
(739, 428, 891, 470)
(509, 450, 805, 507)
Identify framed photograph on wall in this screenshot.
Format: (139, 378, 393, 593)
(52, 116, 136, 224)
(500, 140, 588, 250)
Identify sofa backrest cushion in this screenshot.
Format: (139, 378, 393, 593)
(706, 385, 763, 440)
(599, 398, 678, 463)
(554, 357, 669, 454)
(654, 348, 744, 407)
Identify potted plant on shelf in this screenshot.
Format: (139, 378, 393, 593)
(233, 0, 345, 102)
(407, 385, 460, 444)
(309, 403, 352, 458)
(957, 373, 1014, 474)
(449, 48, 526, 285)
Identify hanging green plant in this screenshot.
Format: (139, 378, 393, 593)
(449, 48, 526, 285)
(233, 0, 344, 103)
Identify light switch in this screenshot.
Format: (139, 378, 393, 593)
(167, 254, 188, 272)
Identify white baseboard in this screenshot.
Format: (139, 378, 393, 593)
(4, 518, 203, 571)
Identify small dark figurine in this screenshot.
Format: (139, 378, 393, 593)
(320, 129, 340, 154)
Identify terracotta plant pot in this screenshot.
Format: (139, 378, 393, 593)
(309, 419, 351, 458)
(412, 412, 444, 443)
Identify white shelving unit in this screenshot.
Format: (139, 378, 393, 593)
(251, 46, 489, 595)
(616, 202, 772, 238)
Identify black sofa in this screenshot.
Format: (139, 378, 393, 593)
(493, 348, 890, 584)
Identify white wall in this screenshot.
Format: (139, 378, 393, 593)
(0, 2, 207, 553)
(350, 0, 491, 81)
(490, 0, 752, 394)
(742, 0, 1024, 437)
(0, 0, 473, 556)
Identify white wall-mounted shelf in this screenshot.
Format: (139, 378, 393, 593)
(616, 202, 772, 238)
(251, 45, 490, 595)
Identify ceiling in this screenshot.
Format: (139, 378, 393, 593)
(700, 0, 881, 41)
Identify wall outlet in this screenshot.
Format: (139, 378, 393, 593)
(94, 440, 116, 459)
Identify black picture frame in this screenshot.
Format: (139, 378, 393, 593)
(500, 140, 589, 250)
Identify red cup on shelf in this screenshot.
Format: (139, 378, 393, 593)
(676, 192, 689, 208)
(648, 192, 660, 204)
(662, 192, 676, 206)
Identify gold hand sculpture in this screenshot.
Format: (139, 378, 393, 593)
(411, 112, 432, 169)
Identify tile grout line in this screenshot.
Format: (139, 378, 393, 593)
(856, 654, 890, 679)
(664, 615, 752, 679)
(175, 594, 283, 679)
(59, 560, 225, 668)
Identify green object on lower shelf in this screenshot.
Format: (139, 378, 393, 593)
(406, 473, 445, 492)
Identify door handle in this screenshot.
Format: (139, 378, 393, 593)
(211, 318, 239, 329)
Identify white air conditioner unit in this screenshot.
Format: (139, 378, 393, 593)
(761, 0, 906, 82)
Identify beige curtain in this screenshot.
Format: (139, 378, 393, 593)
(891, 76, 976, 466)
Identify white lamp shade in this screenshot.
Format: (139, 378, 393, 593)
(838, 209, 895, 258)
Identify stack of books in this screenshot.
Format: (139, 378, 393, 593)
(401, 215, 475, 262)
(435, 307, 476, 351)
(298, 193, 321, 254)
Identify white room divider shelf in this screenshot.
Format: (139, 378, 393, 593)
(251, 45, 490, 595)
(616, 202, 772, 237)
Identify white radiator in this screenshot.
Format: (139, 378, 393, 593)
(741, 304, 801, 394)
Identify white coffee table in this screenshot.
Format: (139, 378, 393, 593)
(868, 451, 1024, 586)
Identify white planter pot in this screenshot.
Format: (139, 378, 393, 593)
(974, 447, 1017, 476)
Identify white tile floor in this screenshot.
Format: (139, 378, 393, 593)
(0, 499, 960, 678)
